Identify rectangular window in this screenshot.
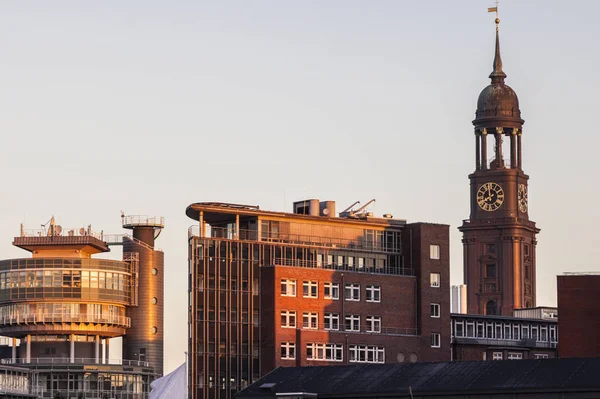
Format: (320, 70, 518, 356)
(466, 322, 475, 337)
(345, 283, 360, 301)
(486, 244, 495, 254)
(513, 325, 520, 341)
(430, 245, 440, 259)
(486, 264, 496, 278)
(430, 273, 440, 288)
(534, 353, 549, 359)
(522, 326, 529, 339)
(337, 256, 344, 266)
(455, 321, 464, 337)
(430, 303, 440, 318)
(345, 314, 360, 332)
(347, 257, 354, 268)
(302, 312, 318, 329)
(349, 345, 384, 363)
(508, 352, 523, 360)
(280, 311, 296, 328)
(327, 255, 334, 266)
(280, 279, 296, 297)
(280, 342, 295, 360)
(316, 254, 324, 267)
(477, 323, 485, 338)
(493, 352, 503, 360)
(366, 285, 381, 302)
(324, 313, 339, 331)
(366, 316, 381, 333)
(358, 257, 365, 269)
(550, 326, 557, 343)
(303, 281, 318, 298)
(504, 324, 512, 340)
(324, 282, 339, 300)
(431, 333, 441, 348)
(306, 343, 343, 362)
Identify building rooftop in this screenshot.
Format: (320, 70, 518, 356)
(236, 358, 600, 398)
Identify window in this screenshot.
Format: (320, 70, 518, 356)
(358, 257, 365, 269)
(366, 316, 381, 333)
(303, 312, 318, 329)
(430, 273, 440, 288)
(280, 311, 296, 328)
(347, 257, 354, 268)
(324, 313, 339, 331)
(486, 264, 496, 278)
(508, 352, 523, 360)
(466, 322, 475, 337)
(486, 244, 495, 254)
(327, 255, 333, 266)
(280, 342, 295, 360)
(324, 282, 339, 300)
(345, 314, 360, 332)
(139, 348, 147, 362)
(455, 321, 464, 337)
(345, 283, 360, 301)
(492, 352, 503, 360)
(303, 281, 318, 298)
(306, 343, 343, 362)
(366, 285, 381, 302)
(430, 303, 440, 318)
(348, 345, 385, 363)
(280, 279, 296, 297)
(431, 333, 441, 348)
(534, 353, 549, 359)
(430, 245, 440, 259)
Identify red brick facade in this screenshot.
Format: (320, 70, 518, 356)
(557, 275, 600, 358)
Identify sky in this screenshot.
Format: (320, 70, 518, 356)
(1, 1, 599, 374)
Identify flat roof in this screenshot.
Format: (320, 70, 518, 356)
(186, 202, 407, 228)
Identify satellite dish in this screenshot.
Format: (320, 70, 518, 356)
(79, 228, 86, 236)
(55, 226, 63, 236)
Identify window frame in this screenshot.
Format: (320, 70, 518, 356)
(302, 280, 318, 298)
(431, 333, 441, 348)
(324, 313, 339, 331)
(366, 315, 381, 333)
(324, 282, 339, 300)
(280, 279, 297, 297)
(366, 285, 381, 303)
(302, 312, 318, 330)
(280, 310, 297, 328)
(345, 314, 360, 332)
(430, 273, 441, 288)
(345, 283, 360, 301)
(430, 245, 440, 259)
(280, 342, 296, 360)
(430, 303, 440, 318)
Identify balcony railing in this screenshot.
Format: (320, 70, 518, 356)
(311, 325, 418, 337)
(1, 357, 149, 367)
(0, 313, 131, 327)
(189, 226, 401, 253)
(452, 336, 557, 349)
(122, 215, 164, 229)
(273, 258, 413, 277)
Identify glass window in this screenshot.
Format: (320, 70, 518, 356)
(302, 281, 318, 298)
(345, 283, 360, 301)
(90, 272, 98, 289)
(324, 313, 339, 331)
(280, 279, 296, 297)
(105, 273, 113, 290)
(366, 316, 381, 333)
(72, 271, 81, 288)
(345, 314, 360, 332)
(280, 342, 295, 360)
(430, 273, 440, 287)
(493, 352, 503, 360)
(366, 285, 381, 302)
(430, 303, 440, 318)
(280, 311, 296, 328)
(324, 282, 339, 300)
(302, 312, 318, 329)
(431, 333, 441, 348)
(430, 245, 440, 259)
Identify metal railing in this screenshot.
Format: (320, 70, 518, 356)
(104, 233, 158, 251)
(20, 227, 103, 240)
(188, 225, 401, 253)
(1, 357, 149, 367)
(296, 325, 418, 337)
(273, 258, 413, 276)
(122, 215, 164, 228)
(0, 313, 131, 327)
(452, 336, 557, 349)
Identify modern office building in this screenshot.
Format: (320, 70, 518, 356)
(458, 17, 540, 315)
(187, 199, 450, 399)
(451, 307, 558, 361)
(557, 273, 600, 358)
(0, 215, 164, 398)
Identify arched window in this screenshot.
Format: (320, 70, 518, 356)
(486, 300, 497, 315)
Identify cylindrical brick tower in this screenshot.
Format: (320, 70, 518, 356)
(122, 215, 165, 376)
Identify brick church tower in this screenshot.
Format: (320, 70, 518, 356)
(459, 18, 540, 316)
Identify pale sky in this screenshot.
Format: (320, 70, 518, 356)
(1, 1, 599, 374)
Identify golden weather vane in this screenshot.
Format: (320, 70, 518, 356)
(488, 0, 500, 29)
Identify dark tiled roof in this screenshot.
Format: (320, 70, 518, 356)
(236, 358, 600, 398)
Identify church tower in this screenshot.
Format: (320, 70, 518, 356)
(459, 17, 540, 316)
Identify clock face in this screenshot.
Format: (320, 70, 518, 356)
(518, 184, 528, 213)
(477, 182, 504, 212)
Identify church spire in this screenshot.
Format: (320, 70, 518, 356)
(489, 18, 507, 84)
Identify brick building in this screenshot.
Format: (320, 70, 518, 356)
(186, 199, 450, 399)
(557, 273, 600, 358)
